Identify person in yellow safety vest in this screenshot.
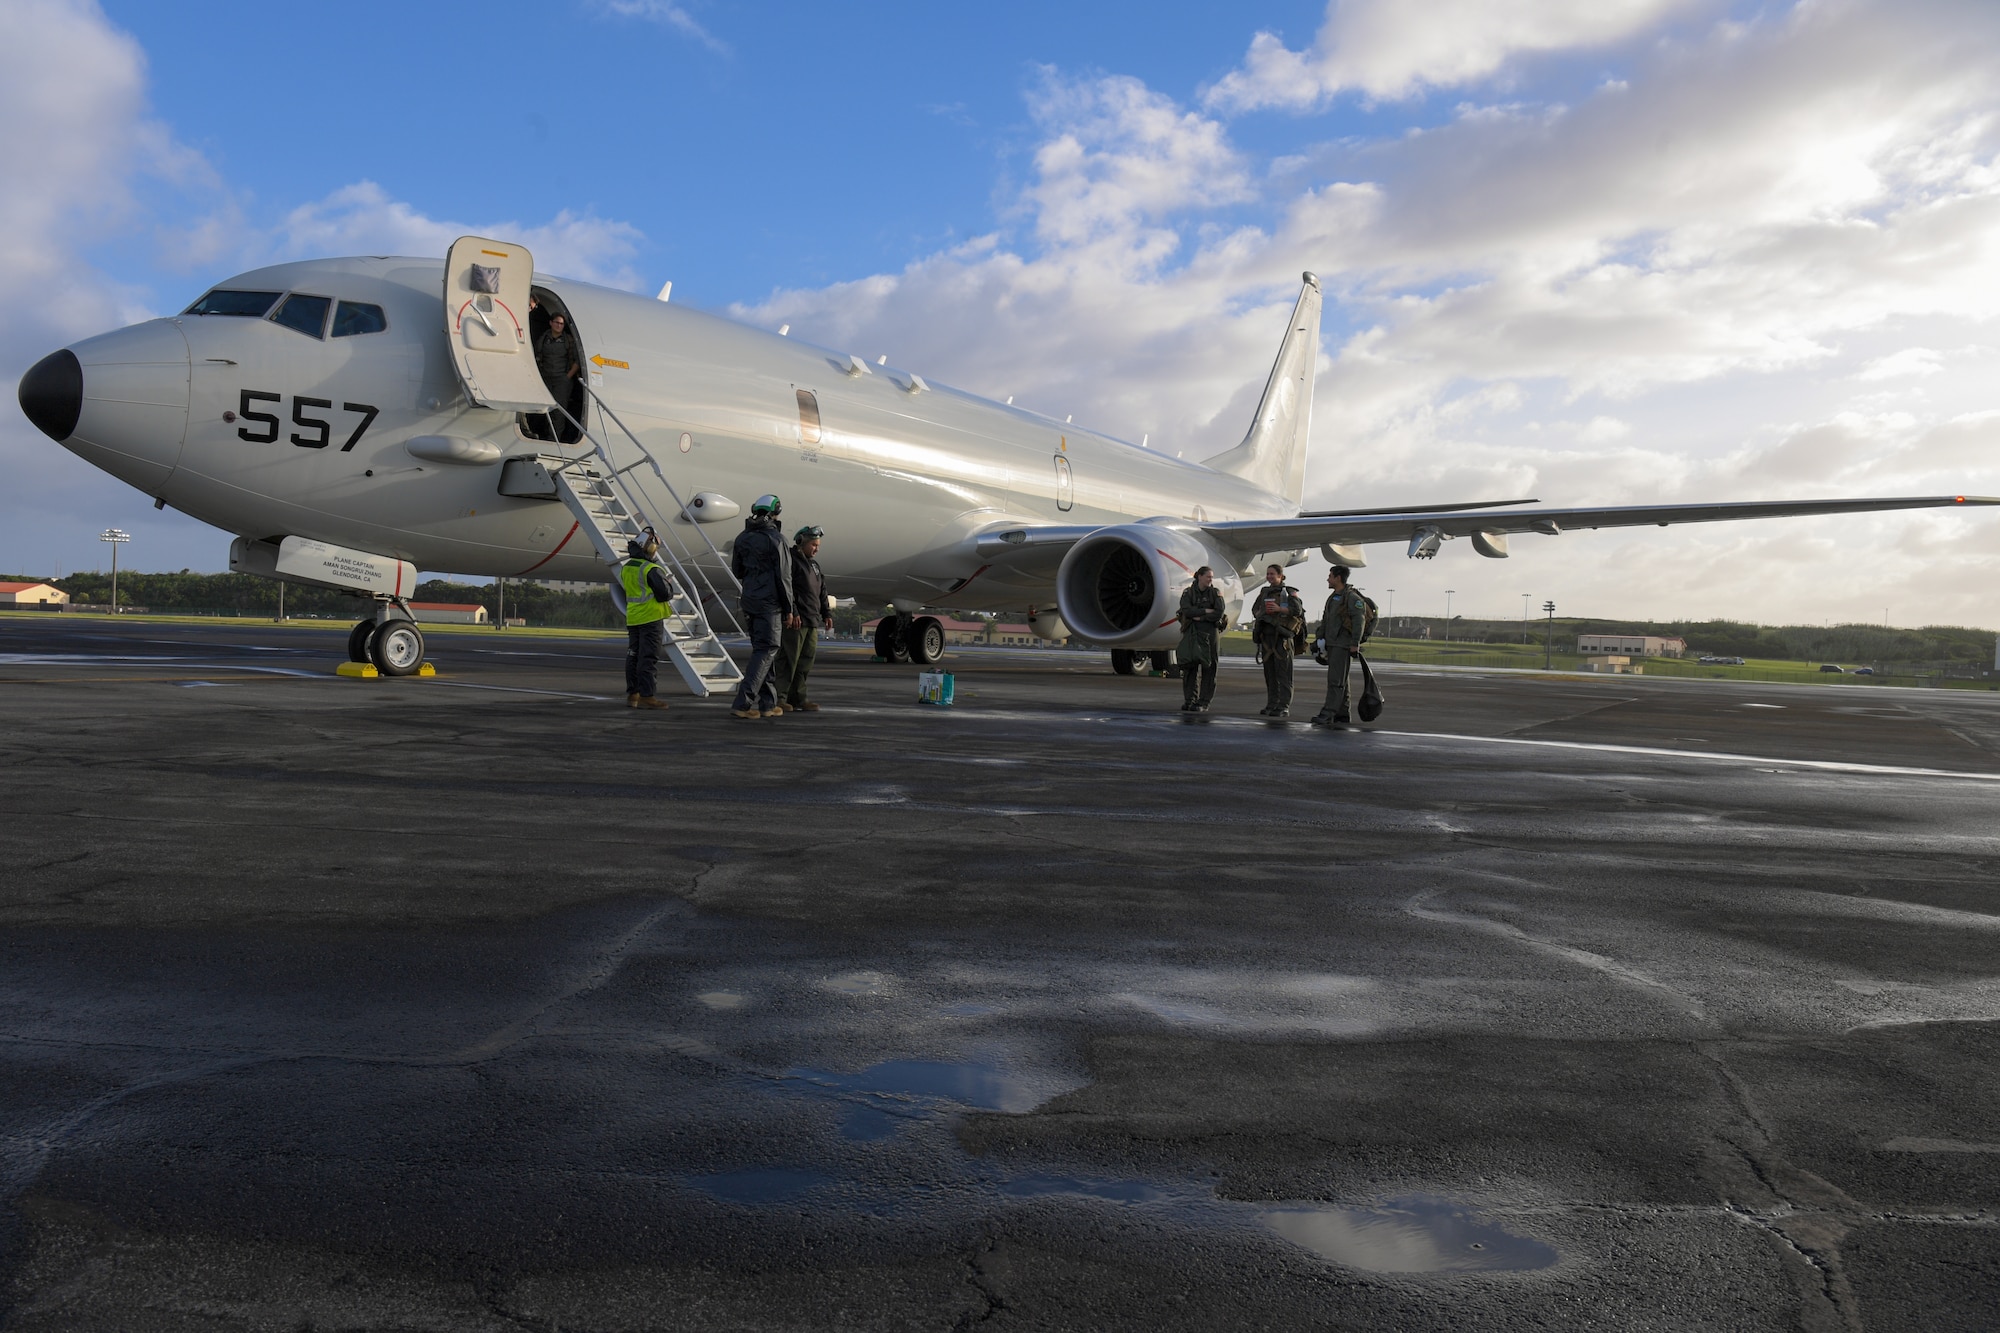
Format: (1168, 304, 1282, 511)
(621, 530, 675, 710)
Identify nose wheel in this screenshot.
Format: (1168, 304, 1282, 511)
(347, 615, 428, 676)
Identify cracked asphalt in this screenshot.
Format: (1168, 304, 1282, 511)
(1, 615, 1998, 1330)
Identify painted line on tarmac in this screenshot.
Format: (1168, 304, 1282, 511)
(425, 680, 617, 702)
(1372, 730, 2000, 782)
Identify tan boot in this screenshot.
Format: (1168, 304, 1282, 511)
(796, 702, 820, 712)
(761, 707, 785, 718)
(626, 692, 641, 709)
(634, 696, 669, 710)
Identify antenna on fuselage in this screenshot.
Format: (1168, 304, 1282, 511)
(656, 281, 672, 302)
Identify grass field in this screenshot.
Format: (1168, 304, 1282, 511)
(1221, 633, 2000, 690)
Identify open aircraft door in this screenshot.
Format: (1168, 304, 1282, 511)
(443, 236, 555, 412)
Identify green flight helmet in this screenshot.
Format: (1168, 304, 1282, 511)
(794, 524, 824, 545)
(752, 494, 782, 517)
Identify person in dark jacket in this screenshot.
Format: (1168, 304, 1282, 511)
(534, 312, 583, 441)
(1175, 566, 1229, 713)
(1308, 565, 1368, 727)
(619, 530, 674, 711)
(728, 495, 793, 719)
(773, 526, 831, 712)
(1250, 563, 1305, 718)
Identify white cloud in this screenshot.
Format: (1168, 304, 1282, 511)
(1857, 347, 1945, 381)
(261, 182, 648, 291)
(1205, 0, 1710, 109)
(739, 0, 2000, 626)
(587, 0, 726, 53)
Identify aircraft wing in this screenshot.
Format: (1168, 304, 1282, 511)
(1199, 494, 2000, 554)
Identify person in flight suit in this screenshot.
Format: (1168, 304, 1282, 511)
(1309, 565, 1368, 727)
(619, 529, 674, 711)
(1250, 563, 1305, 718)
(534, 311, 584, 441)
(729, 494, 793, 720)
(1175, 566, 1229, 713)
(772, 525, 832, 712)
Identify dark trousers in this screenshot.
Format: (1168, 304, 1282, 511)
(1261, 647, 1294, 712)
(1181, 658, 1218, 707)
(1317, 651, 1355, 720)
(733, 608, 783, 711)
(626, 620, 665, 697)
(774, 624, 818, 706)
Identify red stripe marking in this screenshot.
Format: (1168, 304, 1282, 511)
(1155, 548, 1190, 572)
(514, 520, 581, 576)
(947, 564, 992, 595)
(1157, 615, 1180, 627)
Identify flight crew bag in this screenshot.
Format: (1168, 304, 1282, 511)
(917, 670, 955, 706)
(1357, 653, 1385, 722)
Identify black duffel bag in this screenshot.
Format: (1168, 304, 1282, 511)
(1356, 653, 1385, 722)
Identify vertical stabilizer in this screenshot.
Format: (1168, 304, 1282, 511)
(1205, 273, 1321, 507)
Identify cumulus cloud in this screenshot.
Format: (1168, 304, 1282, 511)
(740, 0, 2000, 625)
(1205, 0, 1710, 109)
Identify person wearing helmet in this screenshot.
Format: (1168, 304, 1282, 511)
(773, 525, 832, 712)
(728, 494, 793, 719)
(620, 529, 674, 710)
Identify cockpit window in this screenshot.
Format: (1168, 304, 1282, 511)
(331, 301, 387, 337)
(184, 289, 281, 317)
(271, 293, 331, 339)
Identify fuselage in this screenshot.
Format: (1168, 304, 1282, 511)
(55, 257, 1293, 614)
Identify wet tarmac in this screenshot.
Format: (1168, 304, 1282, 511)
(1, 614, 1998, 1330)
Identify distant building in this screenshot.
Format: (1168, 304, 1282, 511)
(1581, 655, 1644, 675)
(409, 601, 489, 625)
(532, 579, 610, 595)
(1575, 633, 1685, 658)
(0, 581, 67, 607)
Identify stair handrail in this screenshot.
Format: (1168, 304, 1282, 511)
(547, 400, 745, 638)
(577, 386, 742, 586)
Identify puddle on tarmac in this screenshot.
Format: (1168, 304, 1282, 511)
(696, 990, 750, 1010)
(689, 1167, 829, 1204)
(999, 1175, 1163, 1204)
(938, 1002, 1000, 1017)
(821, 970, 889, 996)
(794, 1058, 1050, 1116)
(1264, 1197, 1557, 1273)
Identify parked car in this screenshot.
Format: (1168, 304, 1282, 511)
(1852, 666, 1875, 676)
(1819, 664, 1844, 673)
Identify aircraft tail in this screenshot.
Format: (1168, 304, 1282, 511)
(1204, 272, 1321, 508)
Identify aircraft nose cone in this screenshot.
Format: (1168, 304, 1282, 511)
(18, 349, 82, 442)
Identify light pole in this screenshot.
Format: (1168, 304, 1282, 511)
(1522, 593, 1530, 645)
(1386, 589, 1395, 636)
(1444, 590, 1455, 643)
(275, 581, 285, 623)
(1544, 600, 1556, 669)
(98, 528, 130, 614)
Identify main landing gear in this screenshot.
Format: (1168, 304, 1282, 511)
(874, 613, 945, 665)
(347, 603, 427, 677)
(1110, 649, 1174, 677)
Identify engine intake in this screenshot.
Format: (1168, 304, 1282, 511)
(1054, 524, 1240, 649)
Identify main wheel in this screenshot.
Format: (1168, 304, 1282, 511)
(346, 619, 375, 663)
(874, 616, 910, 663)
(1111, 648, 1140, 676)
(1148, 650, 1173, 676)
(370, 620, 426, 676)
(908, 616, 945, 665)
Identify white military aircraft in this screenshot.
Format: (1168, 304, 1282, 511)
(18, 236, 1995, 683)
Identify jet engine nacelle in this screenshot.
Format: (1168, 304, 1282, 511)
(1055, 523, 1243, 649)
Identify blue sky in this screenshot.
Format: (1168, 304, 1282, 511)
(6, 0, 1999, 625)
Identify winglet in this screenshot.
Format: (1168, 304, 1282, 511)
(1204, 272, 1321, 506)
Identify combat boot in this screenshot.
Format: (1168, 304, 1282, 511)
(634, 696, 669, 711)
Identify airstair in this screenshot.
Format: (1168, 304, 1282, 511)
(545, 395, 746, 700)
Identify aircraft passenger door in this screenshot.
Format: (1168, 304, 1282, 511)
(443, 236, 556, 412)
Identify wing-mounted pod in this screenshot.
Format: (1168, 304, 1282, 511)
(443, 236, 555, 413)
(1055, 522, 1243, 650)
